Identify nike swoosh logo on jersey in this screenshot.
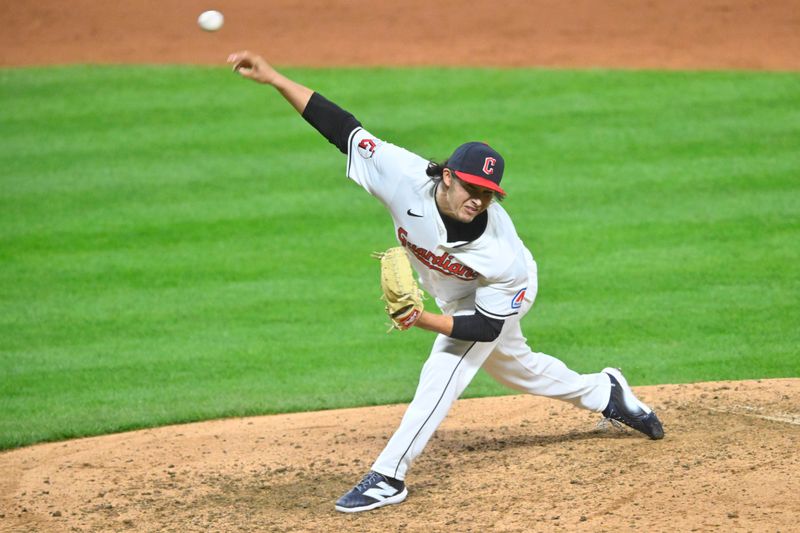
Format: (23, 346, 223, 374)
(406, 209, 423, 218)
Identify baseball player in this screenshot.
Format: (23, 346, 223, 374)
(228, 50, 665, 514)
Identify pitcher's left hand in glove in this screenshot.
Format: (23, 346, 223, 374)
(372, 247, 424, 331)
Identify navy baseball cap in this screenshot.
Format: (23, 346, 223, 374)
(447, 141, 506, 196)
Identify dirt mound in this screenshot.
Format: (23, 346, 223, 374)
(2, 379, 798, 532)
(2, 0, 798, 69)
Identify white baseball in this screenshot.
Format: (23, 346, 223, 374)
(197, 10, 224, 32)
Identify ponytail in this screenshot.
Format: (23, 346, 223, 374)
(426, 159, 448, 179)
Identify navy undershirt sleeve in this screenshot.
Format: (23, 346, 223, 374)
(301, 92, 361, 154)
(451, 311, 504, 342)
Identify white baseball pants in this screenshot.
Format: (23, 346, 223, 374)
(371, 296, 612, 481)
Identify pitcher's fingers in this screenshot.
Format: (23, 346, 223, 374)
(227, 50, 251, 64)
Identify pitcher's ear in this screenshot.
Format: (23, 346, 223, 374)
(442, 168, 454, 188)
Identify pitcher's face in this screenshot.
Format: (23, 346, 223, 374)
(438, 169, 494, 223)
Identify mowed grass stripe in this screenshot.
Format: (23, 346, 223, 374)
(1, 66, 798, 449)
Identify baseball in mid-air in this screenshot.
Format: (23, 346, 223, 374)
(197, 10, 224, 32)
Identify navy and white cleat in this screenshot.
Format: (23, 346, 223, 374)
(602, 367, 664, 440)
(335, 471, 408, 513)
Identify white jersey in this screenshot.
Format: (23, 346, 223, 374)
(346, 128, 537, 320)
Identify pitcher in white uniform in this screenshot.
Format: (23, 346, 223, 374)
(228, 50, 665, 514)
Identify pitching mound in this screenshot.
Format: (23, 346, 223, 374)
(2, 379, 798, 532)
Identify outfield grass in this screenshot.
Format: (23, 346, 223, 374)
(1, 66, 798, 449)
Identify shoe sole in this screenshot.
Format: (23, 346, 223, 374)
(334, 488, 408, 513)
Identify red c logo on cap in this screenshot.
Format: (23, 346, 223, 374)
(483, 157, 496, 175)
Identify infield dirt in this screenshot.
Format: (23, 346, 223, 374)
(2, 0, 800, 69)
(2, 380, 799, 532)
(2, 1, 799, 532)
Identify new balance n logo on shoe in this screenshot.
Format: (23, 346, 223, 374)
(364, 481, 399, 501)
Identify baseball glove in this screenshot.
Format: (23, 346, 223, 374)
(372, 247, 424, 331)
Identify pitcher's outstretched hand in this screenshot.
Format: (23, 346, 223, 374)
(228, 51, 279, 85)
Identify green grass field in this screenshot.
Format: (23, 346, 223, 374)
(1, 66, 798, 450)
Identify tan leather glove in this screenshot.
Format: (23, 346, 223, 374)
(372, 247, 425, 331)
